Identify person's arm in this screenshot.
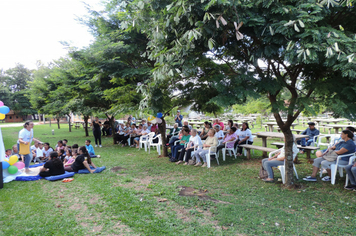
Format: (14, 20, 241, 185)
(335, 147, 350, 155)
(83, 160, 95, 173)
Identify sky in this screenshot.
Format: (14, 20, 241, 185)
(0, 0, 103, 70)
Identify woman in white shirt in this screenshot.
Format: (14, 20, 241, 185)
(234, 122, 254, 156)
(214, 125, 225, 141)
(17, 120, 41, 173)
(176, 129, 203, 165)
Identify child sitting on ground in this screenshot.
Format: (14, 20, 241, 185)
(5, 149, 12, 161)
(85, 140, 101, 158)
(34, 142, 44, 163)
(63, 149, 72, 163)
(58, 149, 66, 162)
(39, 151, 65, 177)
(64, 149, 77, 167)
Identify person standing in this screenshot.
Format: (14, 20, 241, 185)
(17, 120, 41, 173)
(91, 117, 102, 147)
(175, 110, 183, 127)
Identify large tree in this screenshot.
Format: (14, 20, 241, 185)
(125, 0, 356, 186)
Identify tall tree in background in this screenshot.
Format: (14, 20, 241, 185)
(125, 0, 356, 186)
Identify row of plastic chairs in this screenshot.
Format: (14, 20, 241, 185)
(138, 132, 162, 155)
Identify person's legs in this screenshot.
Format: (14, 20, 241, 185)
(98, 132, 102, 146)
(93, 131, 98, 145)
(178, 148, 186, 161)
(345, 165, 356, 185)
(195, 149, 203, 163)
(216, 144, 225, 153)
(200, 150, 209, 163)
(173, 145, 184, 159)
(64, 166, 74, 172)
(234, 139, 240, 150)
(24, 153, 31, 172)
(169, 137, 179, 148)
(184, 149, 194, 163)
(39, 171, 52, 177)
(238, 141, 253, 155)
(263, 159, 284, 179)
(309, 157, 324, 177)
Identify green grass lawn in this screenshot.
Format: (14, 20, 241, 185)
(0, 123, 355, 235)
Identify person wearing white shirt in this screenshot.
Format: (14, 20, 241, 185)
(17, 120, 41, 173)
(234, 122, 254, 156)
(34, 143, 45, 163)
(176, 129, 202, 165)
(214, 125, 224, 140)
(134, 125, 151, 148)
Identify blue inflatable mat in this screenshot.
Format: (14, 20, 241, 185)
(45, 171, 75, 181)
(77, 166, 106, 174)
(16, 175, 43, 181)
(29, 163, 45, 168)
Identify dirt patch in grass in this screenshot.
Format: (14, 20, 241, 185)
(111, 166, 127, 172)
(178, 186, 232, 204)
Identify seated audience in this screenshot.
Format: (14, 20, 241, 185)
(167, 123, 180, 143)
(304, 130, 355, 182)
(43, 143, 54, 160)
(130, 124, 142, 146)
(298, 122, 319, 154)
(56, 140, 65, 152)
(176, 129, 203, 165)
(58, 149, 66, 162)
(85, 140, 101, 158)
(234, 122, 253, 156)
(213, 118, 225, 130)
(345, 160, 356, 190)
(34, 142, 44, 163)
(64, 149, 77, 167)
(216, 127, 238, 153)
(64, 149, 72, 163)
(200, 121, 212, 140)
(134, 125, 151, 148)
(64, 146, 97, 173)
(214, 125, 224, 140)
(169, 127, 191, 162)
(63, 139, 68, 146)
(224, 120, 233, 131)
(261, 138, 299, 182)
(39, 151, 65, 177)
(195, 129, 218, 167)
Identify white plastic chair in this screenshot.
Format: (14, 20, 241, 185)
(316, 134, 331, 148)
(268, 148, 299, 184)
(327, 153, 356, 185)
(345, 155, 356, 186)
(139, 132, 155, 151)
(205, 146, 218, 168)
(222, 139, 238, 161)
(148, 134, 162, 155)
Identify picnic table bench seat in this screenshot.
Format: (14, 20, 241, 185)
(270, 142, 319, 160)
(239, 144, 277, 159)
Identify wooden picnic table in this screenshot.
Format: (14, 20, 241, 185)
(255, 132, 309, 158)
(263, 122, 297, 132)
(325, 124, 353, 134)
(189, 121, 204, 128)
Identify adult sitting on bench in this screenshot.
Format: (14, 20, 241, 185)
(234, 122, 253, 156)
(297, 122, 319, 154)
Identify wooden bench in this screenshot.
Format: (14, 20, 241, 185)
(75, 124, 81, 129)
(239, 144, 277, 159)
(291, 129, 304, 134)
(270, 142, 319, 160)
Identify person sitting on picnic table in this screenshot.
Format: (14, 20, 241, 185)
(216, 127, 237, 153)
(303, 130, 355, 182)
(64, 146, 97, 173)
(234, 122, 253, 156)
(39, 151, 65, 177)
(214, 125, 224, 140)
(167, 123, 180, 143)
(169, 127, 191, 162)
(200, 121, 212, 140)
(261, 138, 299, 182)
(194, 129, 218, 167)
(176, 128, 203, 165)
(213, 118, 225, 130)
(224, 120, 234, 131)
(297, 122, 319, 154)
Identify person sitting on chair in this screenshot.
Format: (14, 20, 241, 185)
(303, 130, 355, 182)
(298, 122, 319, 154)
(214, 125, 224, 140)
(234, 122, 253, 156)
(261, 138, 299, 183)
(216, 127, 237, 153)
(167, 123, 180, 143)
(200, 121, 212, 140)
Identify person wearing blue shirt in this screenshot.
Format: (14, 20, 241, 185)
(298, 122, 320, 154)
(175, 110, 183, 127)
(304, 130, 355, 182)
(85, 140, 101, 158)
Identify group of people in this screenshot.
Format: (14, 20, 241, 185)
(166, 116, 254, 167)
(3, 120, 101, 177)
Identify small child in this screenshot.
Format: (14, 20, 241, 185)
(63, 139, 68, 146)
(12, 144, 20, 161)
(5, 149, 12, 161)
(85, 140, 101, 158)
(63, 149, 72, 162)
(58, 149, 66, 162)
(34, 142, 45, 163)
(64, 149, 77, 167)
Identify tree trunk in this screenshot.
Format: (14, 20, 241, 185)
(68, 115, 72, 132)
(158, 117, 167, 157)
(57, 118, 60, 129)
(282, 129, 295, 187)
(84, 115, 89, 137)
(105, 113, 115, 144)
